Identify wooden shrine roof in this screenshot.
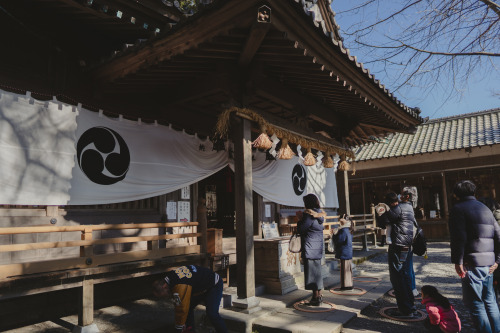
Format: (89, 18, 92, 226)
(0, 0, 422, 150)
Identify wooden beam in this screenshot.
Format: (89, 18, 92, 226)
(249, 107, 345, 150)
(239, 21, 271, 66)
(344, 171, 350, 215)
(252, 76, 341, 125)
(89, 1, 256, 84)
(165, 72, 231, 106)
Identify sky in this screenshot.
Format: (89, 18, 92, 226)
(330, 1, 500, 120)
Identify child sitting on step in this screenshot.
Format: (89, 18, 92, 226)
(421, 285, 461, 333)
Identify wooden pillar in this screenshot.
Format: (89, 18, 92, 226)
(344, 171, 350, 215)
(253, 192, 263, 237)
(232, 115, 260, 312)
(78, 279, 94, 327)
(441, 172, 449, 218)
(361, 181, 367, 215)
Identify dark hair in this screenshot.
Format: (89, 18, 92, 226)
(453, 180, 476, 199)
(384, 192, 398, 205)
(303, 194, 320, 209)
(421, 285, 451, 309)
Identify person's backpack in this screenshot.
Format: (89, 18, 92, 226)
(412, 222, 427, 256)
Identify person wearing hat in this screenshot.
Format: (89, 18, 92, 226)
(153, 265, 228, 333)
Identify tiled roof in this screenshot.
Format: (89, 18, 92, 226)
(354, 108, 500, 161)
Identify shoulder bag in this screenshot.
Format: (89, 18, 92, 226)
(412, 221, 427, 256)
(289, 231, 301, 253)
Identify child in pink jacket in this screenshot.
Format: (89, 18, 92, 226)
(421, 285, 461, 333)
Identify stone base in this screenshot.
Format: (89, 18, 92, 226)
(232, 296, 261, 314)
(72, 323, 99, 333)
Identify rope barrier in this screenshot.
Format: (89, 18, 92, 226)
(330, 287, 367, 296)
(379, 307, 427, 322)
(293, 300, 336, 313)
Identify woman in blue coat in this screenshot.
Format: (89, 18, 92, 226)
(332, 215, 353, 290)
(297, 193, 326, 306)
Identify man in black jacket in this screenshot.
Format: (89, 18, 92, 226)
(378, 192, 417, 319)
(449, 180, 500, 333)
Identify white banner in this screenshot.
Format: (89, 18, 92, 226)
(230, 151, 339, 208)
(0, 89, 228, 205)
(0, 88, 339, 207)
(252, 151, 339, 208)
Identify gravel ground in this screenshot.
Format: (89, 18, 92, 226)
(342, 242, 476, 332)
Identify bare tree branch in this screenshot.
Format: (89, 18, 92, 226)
(355, 38, 499, 56)
(333, 0, 500, 104)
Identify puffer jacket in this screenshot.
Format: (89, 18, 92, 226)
(422, 297, 461, 333)
(297, 208, 325, 260)
(380, 202, 415, 247)
(333, 226, 353, 260)
(449, 196, 500, 267)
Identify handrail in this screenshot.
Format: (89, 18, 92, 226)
(0, 222, 198, 235)
(0, 222, 201, 280)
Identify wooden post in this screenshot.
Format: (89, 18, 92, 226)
(232, 115, 260, 313)
(195, 184, 209, 267)
(441, 172, 449, 218)
(361, 181, 370, 248)
(253, 192, 263, 237)
(371, 203, 377, 245)
(344, 170, 350, 215)
(78, 278, 94, 327)
(80, 228, 93, 258)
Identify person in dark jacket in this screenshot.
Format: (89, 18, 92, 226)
(478, 197, 500, 296)
(331, 215, 353, 290)
(379, 191, 417, 319)
(449, 180, 500, 333)
(153, 265, 228, 333)
(296, 193, 326, 306)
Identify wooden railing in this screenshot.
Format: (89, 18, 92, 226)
(0, 222, 200, 280)
(279, 212, 378, 246)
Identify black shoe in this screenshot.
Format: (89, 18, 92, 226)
(308, 295, 322, 306)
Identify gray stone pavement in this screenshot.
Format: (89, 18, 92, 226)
(342, 242, 476, 333)
(5, 242, 474, 333)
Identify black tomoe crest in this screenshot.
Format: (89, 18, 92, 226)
(292, 164, 307, 195)
(77, 127, 130, 185)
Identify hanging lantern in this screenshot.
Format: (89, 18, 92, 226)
(323, 152, 334, 168)
(252, 125, 272, 150)
(337, 154, 350, 171)
(277, 138, 294, 159)
(303, 148, 316, 166)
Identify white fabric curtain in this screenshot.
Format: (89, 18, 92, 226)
(0, 89, 228, 205)
(230, 150, 339, 208)
(0, 88, 340, 207)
